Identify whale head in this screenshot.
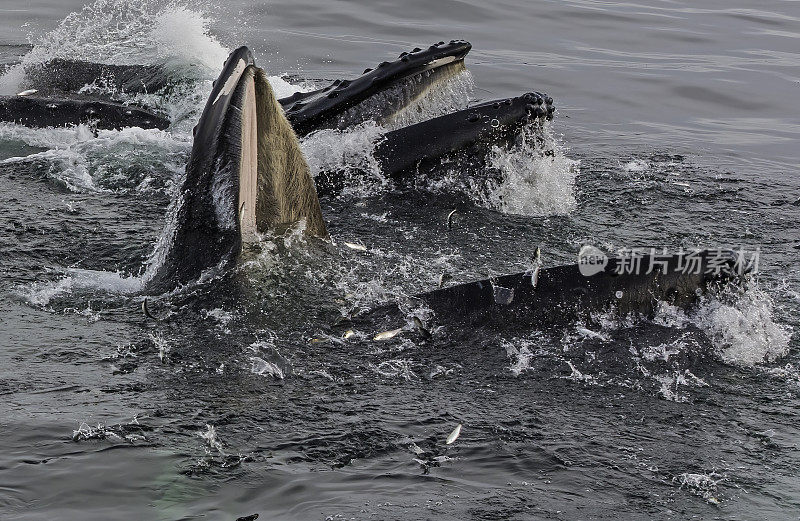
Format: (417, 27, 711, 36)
(144, 47, 328, 293)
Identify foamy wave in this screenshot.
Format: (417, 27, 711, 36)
(2, 0, 226, 87)
(19, 269, 144, 307)
(477, 124, 579, 216)
(654, 283, 792, 367)
(302, 121, 390, 197)
(1, 125, 190, 193)
(692, 285, 792, 366)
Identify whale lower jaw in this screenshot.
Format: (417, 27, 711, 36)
(335, 251, 748, 335)
(419, 251, 744, 323)
(0, 93, 169, 130)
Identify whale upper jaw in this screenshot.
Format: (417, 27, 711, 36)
(279, 40, 473, 136)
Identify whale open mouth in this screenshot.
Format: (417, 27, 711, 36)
(328, 58, 469, 131)
(144, 47, 327, 292)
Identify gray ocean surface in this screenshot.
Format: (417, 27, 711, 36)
(1, 1, 799, 520)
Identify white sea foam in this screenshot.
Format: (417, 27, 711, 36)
(0, 124, 190, 192)
(369, 359, 417, 380)
(766, 363, 800, 387)
(641, 335, 695, 363)
(623, 159, 649, 172)
(477, 124, 579, 216)
(505, 343, 536, 377)
(692, 286, 792, 366)
(674, 471, 723, 504)
(19, 269, 144, 307)
(656, 370, 708, 403)
(654, 284, 792, 367)
(0, 0, 229, 95)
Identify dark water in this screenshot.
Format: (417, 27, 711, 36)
(1, 1, 799, 519)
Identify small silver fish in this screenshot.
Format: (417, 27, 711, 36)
(446, 209, 457, 230)
(530, 246, 542, 288)
(576, 327, 610, 342)
(373, 328, 402, 341)
(17, 89, 38, 96)
(446, 423, 462, 445)
(438, 271, 452, 288)
(344, 241, 367, 251)
(412, 316, 432, 339)
(141, 298, 165, 321)
(343, 330, 356, 339)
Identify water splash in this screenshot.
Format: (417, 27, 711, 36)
(692, 285, 792, 366)
(18, 269, 144, 307)
(654, 283, 792, 367)
(674, 471, 724, 505)
(247, 338, 290, 379)
(0, 125, 190, 193)
(369, 359, 417, 380)
(476, 124, 579, 216)
(144, 332, 170, 362)
(250, 357, 285, 379)
(655, 370, 708, 403)
(199, 424, 225, 454)
(302, 121, 389, 197)
(0, 0, 229, 95)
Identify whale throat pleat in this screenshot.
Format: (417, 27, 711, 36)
(252, 67, 328, 239)
(238, 69, 259, 243)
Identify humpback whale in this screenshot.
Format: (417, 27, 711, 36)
(418, 251, 744, 326)
(313, 90, 554, 193)
(0, 41, 480, 133)
(142, 45, 747, 333)
(0, 58, 175, 130)
(0, 92, 169, 130)
(144, 46, 327, 292)
(21, 58, 173, 95)
(333, 250, 747, 337)
(1, 41, 553, 138)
